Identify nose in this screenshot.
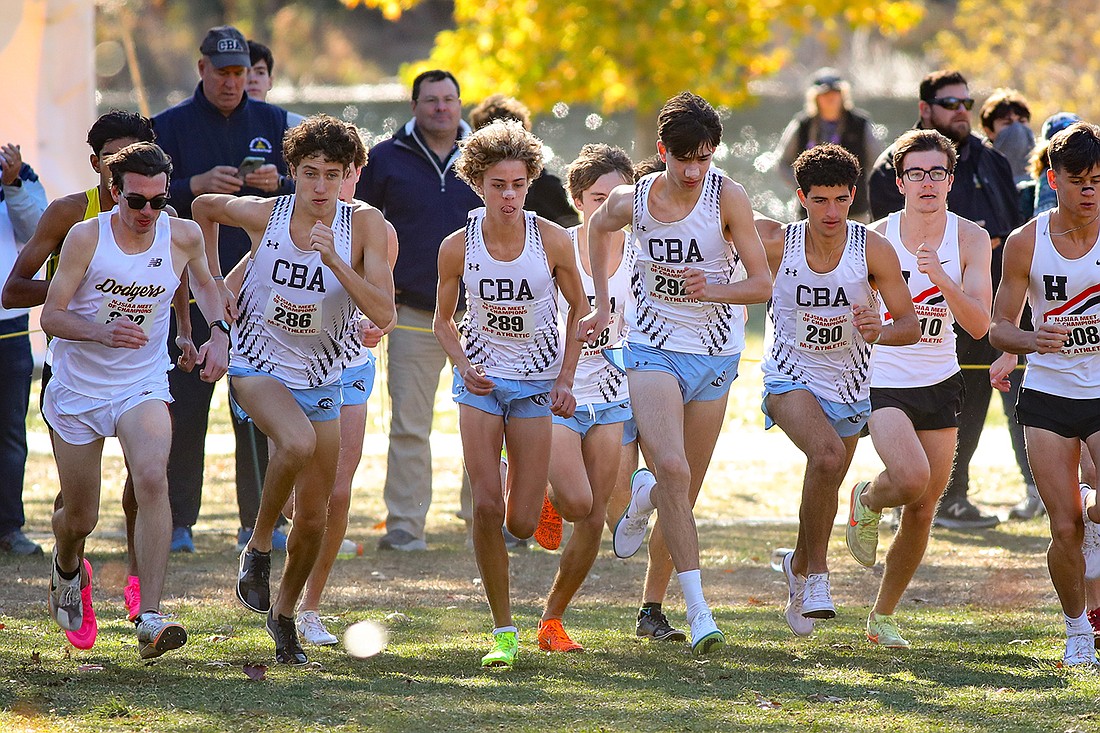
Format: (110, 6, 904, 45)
(502, 186, 516, 199)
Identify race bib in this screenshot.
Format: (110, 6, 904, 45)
(478, 300, 532, 339)
(95, 297, 159, 337)
(644, 262, 694, 304)
(1050, 313, 1100, 355)
(264, 291, 320, 335)
(795, 310, 853, 352)
(582, 312, 619, 358)
(915, 303, 950, 345)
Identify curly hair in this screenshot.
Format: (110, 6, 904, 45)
(892, 129, 957, 175)
(343, 122, 367, 169)
(454, 119, 544, 189)
(283, 114, 358, 171)
(792, 143, 861, 193)
(566, 144, 634, 201)
(470, 94, 532, 132)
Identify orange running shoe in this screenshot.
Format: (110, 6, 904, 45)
(537, 618, 583, 653)
(534, 492, 562, 550)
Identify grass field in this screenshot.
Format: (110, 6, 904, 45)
(2, 343, 1092, 733)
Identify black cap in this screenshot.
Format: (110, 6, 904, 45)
(810, 67, 844, 93)
(199, 26, 250, 69)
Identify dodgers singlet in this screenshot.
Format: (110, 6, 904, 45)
(1023, 210, 1100, 398)
(50, 210, 179, 395)
(630, 169, 744, 355)
(872, 211, 962, 388)
(233, 195, 357, 389)
(560, 226, 634, 405)
(459, 208, 561, 380)
(763, 221, 876, 404)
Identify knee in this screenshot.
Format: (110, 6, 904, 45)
(649, 455, 691, 490)
(1050, 514, 1084, 548)
(127, 464, 168, 501)
(807, 442, 847, 482)
(327, 485, 352, 517)
(62, 505, 99, 538)
(557, 494, 593, 524)
(892, 464, 932, 504)
(473, 496, 505, 529)
(290, 507, 327, 539)
(275, 432, 316, 466)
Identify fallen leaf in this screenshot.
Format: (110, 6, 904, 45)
(30, 652, 40, 665)
(373, 520, 386, 530)
(242, 664, 268, 681)
(0, 623, 5, 630)
(754, 693, 781, 710)
(77, 664, 104, 672)
(745, 596, 764, 606)
(808, 693, 845, 703)
(208, 635, 232, 643)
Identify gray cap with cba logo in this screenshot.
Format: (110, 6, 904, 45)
(199, 26, 250, 69)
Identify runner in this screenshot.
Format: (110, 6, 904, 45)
(846, 129, 992, 648)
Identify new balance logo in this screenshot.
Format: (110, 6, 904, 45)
(147, 258, 162, 267)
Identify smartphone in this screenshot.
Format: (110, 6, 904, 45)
(237, 156, 265, 179)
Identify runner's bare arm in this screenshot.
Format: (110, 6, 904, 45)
(991, 221, 1051, 354)
(327, 206, 395, 332)
(577, 184, 632, 343)
(191, 193, 273, 320)
(924, 218, 992, 339)
(753, 212, 786, 278)
(434, 230, 494, 395)
(172, 271, 199, 372)
(688, 181, 772, 303)
(542, 221, 585, 418)
(1, 195, 85, 308)
(175, 218, 230, 382)
(865, 230, 920, 346)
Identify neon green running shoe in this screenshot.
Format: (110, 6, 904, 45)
(846, 481, 881, 568)
(866, 612, 910, 649)
(481, 630, 519, 668)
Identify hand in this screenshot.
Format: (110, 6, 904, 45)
(683, 267, 708, 300)
(99, 318, 148, 349)
(0, 143, 23, 186)
(175, 335, 199, 372)
(191, 166, 243, 195)
(989, 351, 1019, 393)
(915, 243, 947, 285)
(1035, 321, 1069, 354)
(244, 164, 281, 193)
(576, 307, 610, 346)
(462, 363, 495, 396)
(852, 303, 882, 344)
(196, 333, 230, 383)
(219, 281, 239, 321)
(309, 220, 337, 264)
(549, 382, 576, 418)
(358, 318, 384, 348)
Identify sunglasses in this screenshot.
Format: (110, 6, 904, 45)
(900, 167, 950, 182)
(929, 96, 974, 111)
(122, 193, 170, 210)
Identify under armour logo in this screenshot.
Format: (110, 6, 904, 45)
(785, 267, 798, 277)
(147, 257, 162, 267)
(637, 224, 647, 232)
(265, 239, 279, 249)
(468, 262, 481, 271)
(317, 397, 335, 410)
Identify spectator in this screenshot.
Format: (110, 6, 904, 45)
(1031, 113, 1082, 217)
(979, 88, 1034, 183)
(153, 25, 294, 553)
(246, 40, 305, 126)
(355, 69, 482, 551)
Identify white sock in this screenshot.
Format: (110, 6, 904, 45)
(634, 473, 656, 514)
(677, 569, 709, 623)
(492, 625, 518, 636)
(1065, 611, 1091, 636)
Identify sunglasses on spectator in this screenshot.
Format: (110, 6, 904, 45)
(122, 193, 170, 210)
(929, 97, 975, 111)
(900, 167, 950, 182)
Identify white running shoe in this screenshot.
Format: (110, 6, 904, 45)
(782, 552, 815, 637)
(612, 469, 657, 559)
(48, 550, 83, 632)
(689, 611, 725, 657)
(1081, 484, 1100, 581)
(1065, 632, 1098, 666)
(296, 610, 339, 646)
(801, 572, 836, 620)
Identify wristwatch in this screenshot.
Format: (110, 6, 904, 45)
(211, 319, 232, 336)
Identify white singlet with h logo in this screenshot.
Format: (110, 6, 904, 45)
(459, 208, 561, 380)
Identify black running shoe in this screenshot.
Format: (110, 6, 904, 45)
(236, 548, 271, 613)
(266, 610, 308, 665)
(636, 608, 687, 642)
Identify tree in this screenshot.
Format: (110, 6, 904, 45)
(935, 0, 1100, 123)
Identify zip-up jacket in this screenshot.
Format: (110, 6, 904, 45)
(355, 118, 481, 311)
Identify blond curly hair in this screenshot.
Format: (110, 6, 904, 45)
(455, 119, 544, 190)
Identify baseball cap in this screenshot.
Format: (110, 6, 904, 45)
(199, 26, 250, 69)
(1041, 112, 1081, 140)
(810, 67, 844, 93)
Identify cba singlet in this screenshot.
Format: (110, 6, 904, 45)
(459, 208, 561, 380)
(561, 226, 634, 405)
(630, 169, 744, 355)
(1023, 210, 1100, 398)
(872, 211, 962, 388)
(233, 195, 356, 389)
(764, 221, 875, 404)
(51, 209, 179, 395)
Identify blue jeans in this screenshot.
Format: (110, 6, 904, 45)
(0, 315, 31, 535)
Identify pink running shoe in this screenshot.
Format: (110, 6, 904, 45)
(64, 559, 97, 650)
(124, 575, 142, 621)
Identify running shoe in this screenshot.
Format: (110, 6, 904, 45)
(802, 572, 836, 620)
(636, 607, 688, 642)
(0, 529, 43, 556)
(866, 611, 910, 648)
(135, 612, 187, 659)
(296, 610, 339, 646)
(236, 547, 271, 613)
(124, 575, 142, 621)
(170, 526, 195, 553)
(48, 550, 83, 632)
(1009, 486, 1045, 520)
(846, 481, 881, 568)
(689, 611, 725, 657)
(782, 551, 815, 637)
(537, 618, 583, 652)
(534, 493, 563, 551)
(932, 499, 999, 530)
(1065, 632, 1098, 666)
(612, 468, 657, 559)
(1082, 484, 1100, 580)
(481, 630, 518, 668)
(377, 528, 428, 552)
(64, 559, 97, 650)
(267, 610, 309, 665)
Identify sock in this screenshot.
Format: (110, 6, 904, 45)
(492, 625, 518, 636)
(634, 474, 656, 514)
(640, 601, 662, 617)
(1066, 610, 1091, 636)
(677, 569, 708, 624)
(56, 560, 78, 581)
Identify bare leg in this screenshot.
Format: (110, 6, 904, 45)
(462, 406, 510, 627)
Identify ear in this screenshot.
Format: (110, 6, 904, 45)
(90, 153, 100, 174)
(198, 58, 206, 77)
(918, 100, 932, 126)
(796, 188, 807, 208)
(895, 174, 905, 197)
(656, 140, 666, 161)
(1048, 167, 1058, 191)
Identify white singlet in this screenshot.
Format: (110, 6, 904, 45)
(629, 169, 744, 355)
(871, 211, 962, 388)
(560, 226, 634, 406)
(233, 195, 357, 389)
(459, 208, 561, 380)
(763, 221, 876, 404)
(50, 210, 179, 396)
(1023, 210, 1100, 398)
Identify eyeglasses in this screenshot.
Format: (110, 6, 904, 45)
(122, 193, 170, 210)
(901, 167, 950, 182)
(929, 96, 974, 111)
